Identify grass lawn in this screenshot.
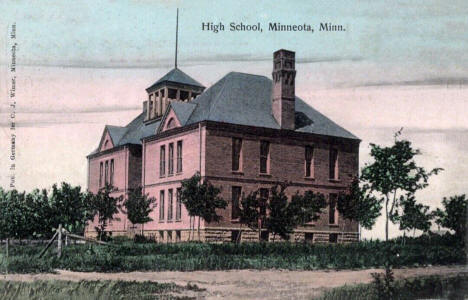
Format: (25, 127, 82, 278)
(0, 234, 464, 274)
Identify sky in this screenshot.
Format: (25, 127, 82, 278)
(0, 0, 467, 239)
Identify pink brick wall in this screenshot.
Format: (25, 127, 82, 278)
(203, 125, 359, 233)
(142, 126, 206, 231)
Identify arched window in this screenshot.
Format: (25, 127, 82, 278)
(166, 118, 176, 129)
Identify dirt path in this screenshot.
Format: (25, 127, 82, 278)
(2, 265, 467, 299)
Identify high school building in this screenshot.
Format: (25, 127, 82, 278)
(86, 49, 360, 243)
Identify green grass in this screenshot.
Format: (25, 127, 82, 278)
(0, 234, 464, 274)
(0, 280, 203, 300)
(318, 273, 468, 300)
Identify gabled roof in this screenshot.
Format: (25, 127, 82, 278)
(157, 101, 196, 134)
(89, 112, 160, 156)
(185, 72, 359, 140)
(146, 68, 204, 92)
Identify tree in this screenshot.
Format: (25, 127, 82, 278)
(123, 187, 156, 235)
(239, 190, 261, 241)
(266, 184, 292, 241)
(337, 178, 382, 230)
(395, 194, 433, 237)
(179, 173, 227, 240)
(434, 195, 467, 239)
(288, 190, 327, 229)
(0, 188, 31, 240)
(90, 184, 123, 241)
(239, 184, 327, 242)
(360, 130, 442, 241)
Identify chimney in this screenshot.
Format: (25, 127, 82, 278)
(271, 49, 296, 130)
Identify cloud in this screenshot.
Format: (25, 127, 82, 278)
(355, 77, 468, 87)
(16, 106, 140, 114)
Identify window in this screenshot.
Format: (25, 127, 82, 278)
(176, 141, 183, 173)
(176, 230, 181, 242)
(168, 189, 173, 221)
(99, 162, 103, 187)
(232, 138, 242, 171)
(105, 161, 109, 185)
(159, 231, 164, 242)
(166, 118, 176, 129)
(329, 193, 338, 225)
(160, 145, 166, 177)
(329, 233, 338, 243)
(260, 141, 270, 174)
(176, 188, 182, 220)
(329, 148, 338, 180)
(231, 186, 242, 220)
(110, 159, 114, 186)
(259, 188, 269, 219)
(168, 143, 174, 175)
(305, 146, 314, 178)
(159, 190, 165, 221)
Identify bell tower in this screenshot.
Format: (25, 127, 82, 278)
(144, 9, 205, 123)
(271, 49, 296, 130)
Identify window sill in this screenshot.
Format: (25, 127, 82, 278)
(167, 220, 173, 223)
(329, 224, 339, 227)
(231, 218, 240, 223)
(159, 220, 165, 223)
(329, 178, 341, 183)
(231, 171, 244, 175)
(160, 175, 166, 178)
(304, 177, 315, 181)
(168, 174, 174, 177)
(258, 173, 271, 177)
(176, 172, 183, 176)
(175, 219, 182, 222)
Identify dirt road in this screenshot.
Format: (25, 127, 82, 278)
(2, 265, 467, 299)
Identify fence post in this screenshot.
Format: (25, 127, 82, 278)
(57, 224, 62, 258)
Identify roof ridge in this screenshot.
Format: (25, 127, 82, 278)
(206, 75, 230, 120)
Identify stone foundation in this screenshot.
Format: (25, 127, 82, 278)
(85, 228, 359, 244)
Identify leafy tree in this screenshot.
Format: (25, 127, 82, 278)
(239, 184, 327, 242)
(288, 190, 327, 228)
(238, 190, 261, 241)
(337, 178, 382, 230)
(266, 184, 291, 241)
(0, 188, 32, 240)
(89, 184, 123, 241)
(434, 195, 467, 239)
(360, 130, 442, 241)
(395, 195, 433, 237)
(179, 173, 227, 240)
(123, 187, 156, 235)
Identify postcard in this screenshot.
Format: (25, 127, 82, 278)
(1, 1, 467, 299)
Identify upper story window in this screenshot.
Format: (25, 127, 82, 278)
(260, 141, 270, 174)
(329, 193, 338, 225)
(104, 161, 109, 185)
(329, 148, 339, 180)
(159, 190, 165, 221)
(99, 162, 103, 188)
(160, 145, 166, 177)
(305, 146, 314, 178)
(168, 143, 174, 175)
(232, 138, 242, 171)
(110, 159, 114, 186)
(177, 141, 183, 173)
(231, 186, 242, 220)
(176, 188, 182, 220)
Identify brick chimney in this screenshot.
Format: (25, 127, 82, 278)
(272, 49, 296, 130)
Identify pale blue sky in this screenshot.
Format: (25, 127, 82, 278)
(1, 0, 467, 84)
